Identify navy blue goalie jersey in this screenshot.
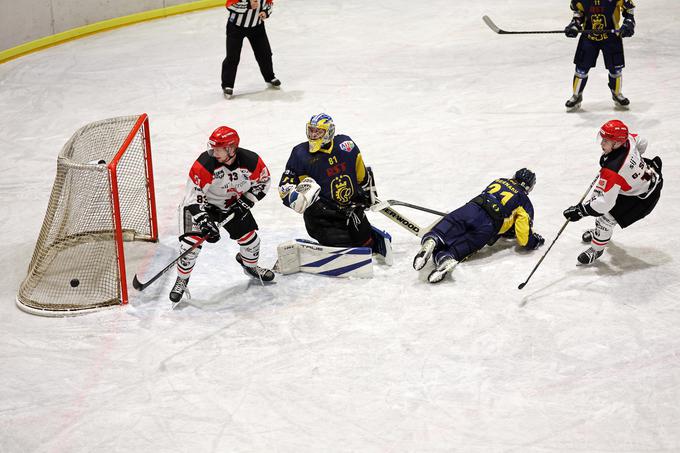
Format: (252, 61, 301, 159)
(278, 134, 368, 208)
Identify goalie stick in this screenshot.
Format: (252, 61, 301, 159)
(132, 210, 236, 291)
(482, 15, 618, 35)
(370, 197, 441, 238)
(371, 199, 446, 217)
(517, 175, 599, 290)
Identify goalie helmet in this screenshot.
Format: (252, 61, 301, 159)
(514, 168, 536, 193)
(306, 113, 335, 153)
(599, 119, 628, 143)
(208, 126, 240, 151)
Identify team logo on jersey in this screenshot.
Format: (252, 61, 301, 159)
(332, 175, 354, 204)
(214, 169, 225, 179)
(597, 178, 607, 190)
(339, 140, 355, 152)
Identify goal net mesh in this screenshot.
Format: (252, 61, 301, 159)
(17, 115, 156, 315)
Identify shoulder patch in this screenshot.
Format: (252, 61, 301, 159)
(339, 140, 355, 152)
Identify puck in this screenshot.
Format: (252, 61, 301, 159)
(70, 279, 80, 288)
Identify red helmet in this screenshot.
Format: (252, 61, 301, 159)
(599, 120, 628, 143)
(208, 126, 239, 149)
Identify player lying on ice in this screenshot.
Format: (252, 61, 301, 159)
(563, 119, 662, 264)
(413, 168, 545, 283)
(169, 126, 275, 302)
(277, 113, 392, 275)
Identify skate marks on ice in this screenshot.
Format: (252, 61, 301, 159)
(518, 242, 672, 308)
(171, 278, 278, 312)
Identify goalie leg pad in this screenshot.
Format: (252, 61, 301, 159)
(276, 239, 373, 278)
(370, 226, 393, 266)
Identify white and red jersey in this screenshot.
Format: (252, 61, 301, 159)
(585, 134, 659, 216)
(183, 148, 271, 216)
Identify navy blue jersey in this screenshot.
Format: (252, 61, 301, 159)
(478, 178, 536, 247)
(570, 0, 635, 42)
(279, 134, 368, 207)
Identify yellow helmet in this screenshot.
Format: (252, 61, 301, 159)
(306, 113, 335, 153)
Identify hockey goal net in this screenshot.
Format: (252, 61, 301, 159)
(16, 114, 158, 316)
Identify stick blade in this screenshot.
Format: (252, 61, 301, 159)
(132, 275, 144, 291)
(482, 15, 502, 34)
(518, 282, 526, 290)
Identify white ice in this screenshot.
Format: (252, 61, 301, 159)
(1, 1, 680, 451)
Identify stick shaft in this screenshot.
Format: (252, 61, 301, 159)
(518, 175, 599, 290)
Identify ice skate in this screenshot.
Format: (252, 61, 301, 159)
(236, 253, 275, 282)
(222, 87, 233, 99)
(169, 276, 189, 303)
(577, 247, 603, 265)
(565, 93, 582, 110)
(413, 238, 436, 271)
(612, 92, 630, 107)
(427, 256, 457, 284)
(581, 229, 595, 243)
(267, 78, 281, 88)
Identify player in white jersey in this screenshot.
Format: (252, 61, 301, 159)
(563, 120, 663, 264)
(170, 126, 274, 303)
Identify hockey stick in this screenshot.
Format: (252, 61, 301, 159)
(517, 175, 599, 290)
(382, 199, 446, 217)
(482, 15, 617, 35)
(370, 197, 435, 238)
(132, 211, 236, 291)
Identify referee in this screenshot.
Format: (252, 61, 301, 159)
(221, 0, 280, 98)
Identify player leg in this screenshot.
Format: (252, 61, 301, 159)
(566, 67, 589, 109)
(578, 213, 616, 264)
(224, 211, 274, 282)
(246, 23, 279, 86)
(603, 38, 628, 106)
(170, 208, 204, 302)
(221, 23, 246, 97)
(425, 204, 495, 283)
(567, 37, 598, 109)
(303, 202, 359, 247)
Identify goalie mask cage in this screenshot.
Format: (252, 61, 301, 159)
(16, 114, 158, 316)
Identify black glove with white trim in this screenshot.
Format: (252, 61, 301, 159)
(194, 212, 220, 243)
(232, 196, 255, 220)
(619, 18, 635, 38)
(563, 204, 588, 222)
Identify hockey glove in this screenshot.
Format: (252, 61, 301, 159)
(563, 204, 588, 222)
(564, 19, 581, 38)
(529, 232, 545, 250)
(232, 196, 254, 219)
(194, 212, 221, 243)
(619, 19, 635, 38)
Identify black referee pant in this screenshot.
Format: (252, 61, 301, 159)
(221, 22, 275, 89)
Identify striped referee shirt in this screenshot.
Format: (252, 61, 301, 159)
(226, 0, 273, 28)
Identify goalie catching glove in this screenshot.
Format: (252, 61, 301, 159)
(286, 177, 321, 214)
(194, 212, 220, 243)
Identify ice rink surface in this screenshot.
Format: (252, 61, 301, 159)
(1, 1, 679, 451)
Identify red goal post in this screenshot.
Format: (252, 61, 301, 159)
(17, 114, 158, 316)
